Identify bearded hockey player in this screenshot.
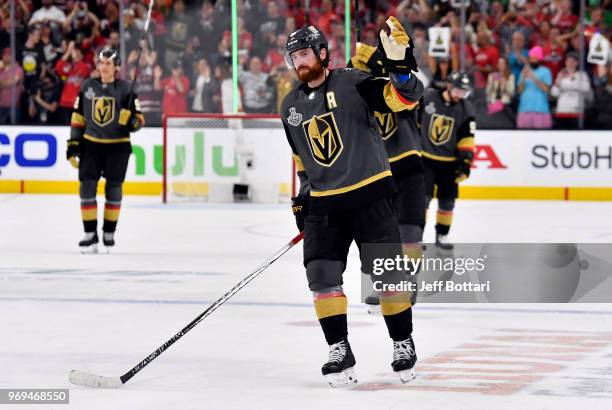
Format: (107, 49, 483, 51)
(281, 18, 424, 387)
(349, 42, 426, 311)
(67, 47, 144, 252)
(419, 71, 476, 250)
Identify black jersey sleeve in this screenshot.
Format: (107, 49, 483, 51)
(69, 85, 86, 141)
(349, 68, 424, 114)
(456, 100, 476, 158)
(282, 119, 311, 196)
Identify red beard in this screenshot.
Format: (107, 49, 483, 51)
(296, 60, 324, 83)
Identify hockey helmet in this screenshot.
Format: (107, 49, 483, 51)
(98, 47, 120, 66)
(447, 71, 472, 99)
(284, 26, 329, 69)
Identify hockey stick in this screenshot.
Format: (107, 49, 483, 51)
(69, 232, 304, 388)
(126, 0, 155, 109)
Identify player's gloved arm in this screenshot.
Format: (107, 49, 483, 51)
(118, 93, 145, 132)
(455, 117, 476, 183)
(351, 21, 423, 114)
(354, 71, 423, 114)
(67, 91, 85, 169)
(377, 16, 418, 75)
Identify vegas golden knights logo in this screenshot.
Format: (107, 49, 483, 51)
(92, 97, 115, 127)
(428, 113, 454, 146)
(302, 112, 343, 167)
(374, 112, 398, 140)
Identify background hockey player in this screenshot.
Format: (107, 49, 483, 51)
(281, 18, 424, 387)
(67, 47, 144, 252)
(349, 42, 426, 310)
(419, 71, 476, 250)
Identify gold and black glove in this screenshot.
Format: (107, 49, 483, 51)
(377, 16, 417, 74)
(66, 139, 80, 169)
(291, 195, 309, 232)
(455, 151, 472, 183)
(118, 109, 140, 130)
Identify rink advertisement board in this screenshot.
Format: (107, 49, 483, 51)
(0, 126, 611, 200)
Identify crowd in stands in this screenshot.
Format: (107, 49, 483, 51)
(0, 0, 611, 128)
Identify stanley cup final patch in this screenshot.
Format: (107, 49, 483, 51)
(287, 107, 303, 127)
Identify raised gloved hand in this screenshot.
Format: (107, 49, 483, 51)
(291, 195, 309, 232)
(378, 16, 417, 74)
(66, 139, 80, 169)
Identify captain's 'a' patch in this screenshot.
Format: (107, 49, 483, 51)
(302, 112, 344, 167)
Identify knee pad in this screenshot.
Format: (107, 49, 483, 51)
(438, 198, 455, 212)
(306, 259, 345, 292)
(105, 181, 123, 202)
(79, 180, 97, 200)
(399, 224, 423, 244)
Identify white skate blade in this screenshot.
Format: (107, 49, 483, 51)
(80, 244, 98, 254)
(69, 370, 122, 388)
(367, 304, 381, 315)
(325, 367, 357, 388)
(396, 368, 416, 383)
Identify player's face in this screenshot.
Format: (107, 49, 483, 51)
(449, 86, 469, 102)
(98, 58, 116, 81)
(290, 48, 324, 83)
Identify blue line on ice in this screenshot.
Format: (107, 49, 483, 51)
(1, 296, 612, 315)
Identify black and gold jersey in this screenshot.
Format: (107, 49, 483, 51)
(349, 43, 423, 180)
(70, 78, 144, 146)
(418, 88, 476, 162)
(374, 106, 422, 179)
(281, 67, 424, 215)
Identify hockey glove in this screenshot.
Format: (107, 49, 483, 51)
(350, 43, 389, 77)
(291, 195, 309, 232)
(66, 139, 80, 169)
(378, 16, 417, 75)
(119, 109, 141, 131)
(455, 152, 472, 183)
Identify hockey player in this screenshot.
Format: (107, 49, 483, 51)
(67, 47, 144, 252)
(419, 71, 476, 250)
(281, 18, 424, 387)
(349, 43, 426, 310)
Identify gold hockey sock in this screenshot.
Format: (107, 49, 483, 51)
(436, 209, 453, 236)
(81, 199, 97, 232)
(314, 289, 348, 345)
(102, 201, 121, 233)
(381, 291, 413, 341)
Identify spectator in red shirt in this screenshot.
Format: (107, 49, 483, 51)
(487, 1, 505, 31)
(315, 0, 338, 37)
(158, 60, 190, 115)
(262, 34, 286, 73)
(474, 26, 500, 89)
(541, 27, 567, 80)
(551, 0, 578, 34)
(55, 40, 91, 123)
(0, 47, 24, 123)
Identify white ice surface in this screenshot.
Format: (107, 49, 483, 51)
(1, 195, 612, 410)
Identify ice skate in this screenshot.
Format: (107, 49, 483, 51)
(79, 232, 99, 254)
(392, 335, 417, 383)
(102, 231, 115, 250)
(322, 338, 357, 388)
(435, 234, 454, 250)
